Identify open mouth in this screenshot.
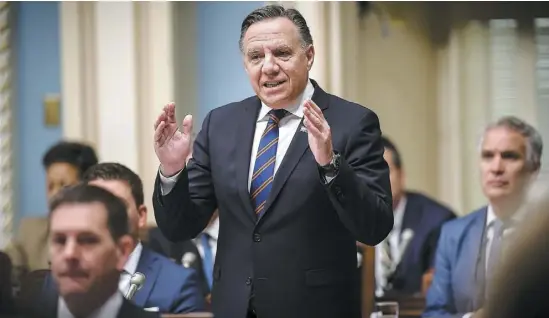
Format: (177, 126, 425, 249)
(263, 80, 286, 88)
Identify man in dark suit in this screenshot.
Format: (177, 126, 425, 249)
(30, 184, 159, 318)
(423, 116, 543, 318)
(376, 137, 456, 296)
(82, 163, 205, 313)
(152, 5, 393, 318)
(148, 213, 219, 301)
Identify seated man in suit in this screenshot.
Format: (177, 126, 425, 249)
(32, 184, 159, 318)
(5, 141, 98, 278)
(423, 116, 543, 318)
(82, 162, 205, 314)
(376, 137, 455, 297)
(148, 212, 218, 302)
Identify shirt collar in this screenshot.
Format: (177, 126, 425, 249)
(486, 204, 521, 228)
(257, 79, 315, 122)
(124, 241, 143, 274)
(203, 217, 219, 241)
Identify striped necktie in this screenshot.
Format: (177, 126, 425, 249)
(250, 109, 287, 218)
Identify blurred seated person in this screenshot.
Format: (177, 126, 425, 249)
(376, 137, 455, 297)
(29, 184, 159, 318)
(423, 116, 542, 317)
(484, 181, 549, 318)
(4, 141, 98, 277)
(149, 212, 219, 301)
(81, 162, 205, 313)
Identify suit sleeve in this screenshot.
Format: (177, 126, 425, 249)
(324, 109, 393, 245)
(171, 268, 207, 313)
(423, 224, 463, 318)
(153, 111, 218, 242)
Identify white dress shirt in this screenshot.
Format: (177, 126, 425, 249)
(374, 195, 407, 297)
(159, 80, 315, 195)
(57, 291, 123, 318)
(119, 241, 143, 296)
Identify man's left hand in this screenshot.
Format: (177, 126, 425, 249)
(303, 99, 333, 166)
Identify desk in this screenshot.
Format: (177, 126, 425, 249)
(162, 313, 213, 318)
(376, 294, 425, 318)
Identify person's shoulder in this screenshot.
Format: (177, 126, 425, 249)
(326, 93, 374, 117)
(208, 95, 259, 117)
(407, 191, 455, 217)
(441, 207, 486, 234)
(149, 248, 198, 283)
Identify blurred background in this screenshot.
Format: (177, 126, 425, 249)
(1, 0, 549, 248)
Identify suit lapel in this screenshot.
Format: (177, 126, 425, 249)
(397, 195, 423, 267)
(258, 81, 330, 222)
(132, 247, 161, 308)
(236, 97, 262, 221)
(467, 208, 488, 310)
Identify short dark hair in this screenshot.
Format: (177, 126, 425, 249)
(49, 184, 129, 241)
(381, 136, 403, 169)
(239, 4, 313, 52)
(42, 141, 99, 177)
(82, 162, 144, 207)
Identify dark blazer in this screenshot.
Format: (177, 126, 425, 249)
(147, 228, 210, 297)
(388, 192, 456, 295)
(26, 274, 159, 318)
(132, 246, 205, 313)
(423, 207, 487, 317)
(153, 80, 394, 318)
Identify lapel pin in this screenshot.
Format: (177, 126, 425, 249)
(300, 126, 308, 133)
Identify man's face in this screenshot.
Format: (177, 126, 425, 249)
(242, 17, 314, 109)
(88, 179, 146, 238)
(49, 203, 132, 298)
(383, 148, 404, 207)
(46, 163, 80, 201)
(480, 127, 532, 203)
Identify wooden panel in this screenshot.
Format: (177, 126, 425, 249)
(361, 245, 375, 318)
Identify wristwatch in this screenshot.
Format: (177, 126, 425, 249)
(320, 151, 341, 177)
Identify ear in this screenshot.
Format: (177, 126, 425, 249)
(137, 205, 148, 229)
(305, 44, 315, 71)
(115, 235, 134, 271)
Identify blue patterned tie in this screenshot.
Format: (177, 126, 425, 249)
(250, 109, 287, 218)
(200, 233, 214, 289)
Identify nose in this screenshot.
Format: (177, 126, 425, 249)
(62, 239, 80, 259)
(489, 156, 504, 174)
(261, 52, 279, 75)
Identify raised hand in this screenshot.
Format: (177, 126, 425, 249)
(153, 102, 193, 176)
(303, 99, 333, 166)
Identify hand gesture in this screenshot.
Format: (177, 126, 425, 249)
(153, 102, 193, 176)
(303, 100, 333, 166)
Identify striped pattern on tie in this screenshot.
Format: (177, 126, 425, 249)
(250, 109, 287, 218)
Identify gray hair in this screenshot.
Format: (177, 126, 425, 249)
(480, 116, 543, 171)
(239, 4, 313, 53)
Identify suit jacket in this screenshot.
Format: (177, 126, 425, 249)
(38, 247, 205, 314)
(153, 80, 394, 318)
(131, 246, 206, 313)
(388, 191, 456, 295)
(423, 207, 487, 317)
(147, 228, 210, 296)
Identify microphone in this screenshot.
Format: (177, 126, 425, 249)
(125, 272, 145, 300)
(182, 252, 197, 268)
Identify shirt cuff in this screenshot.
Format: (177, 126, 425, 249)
(463, 313, 474, 318)
(159, 167, 183, 195)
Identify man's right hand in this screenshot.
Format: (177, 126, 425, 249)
(153, 102, 193, 177)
